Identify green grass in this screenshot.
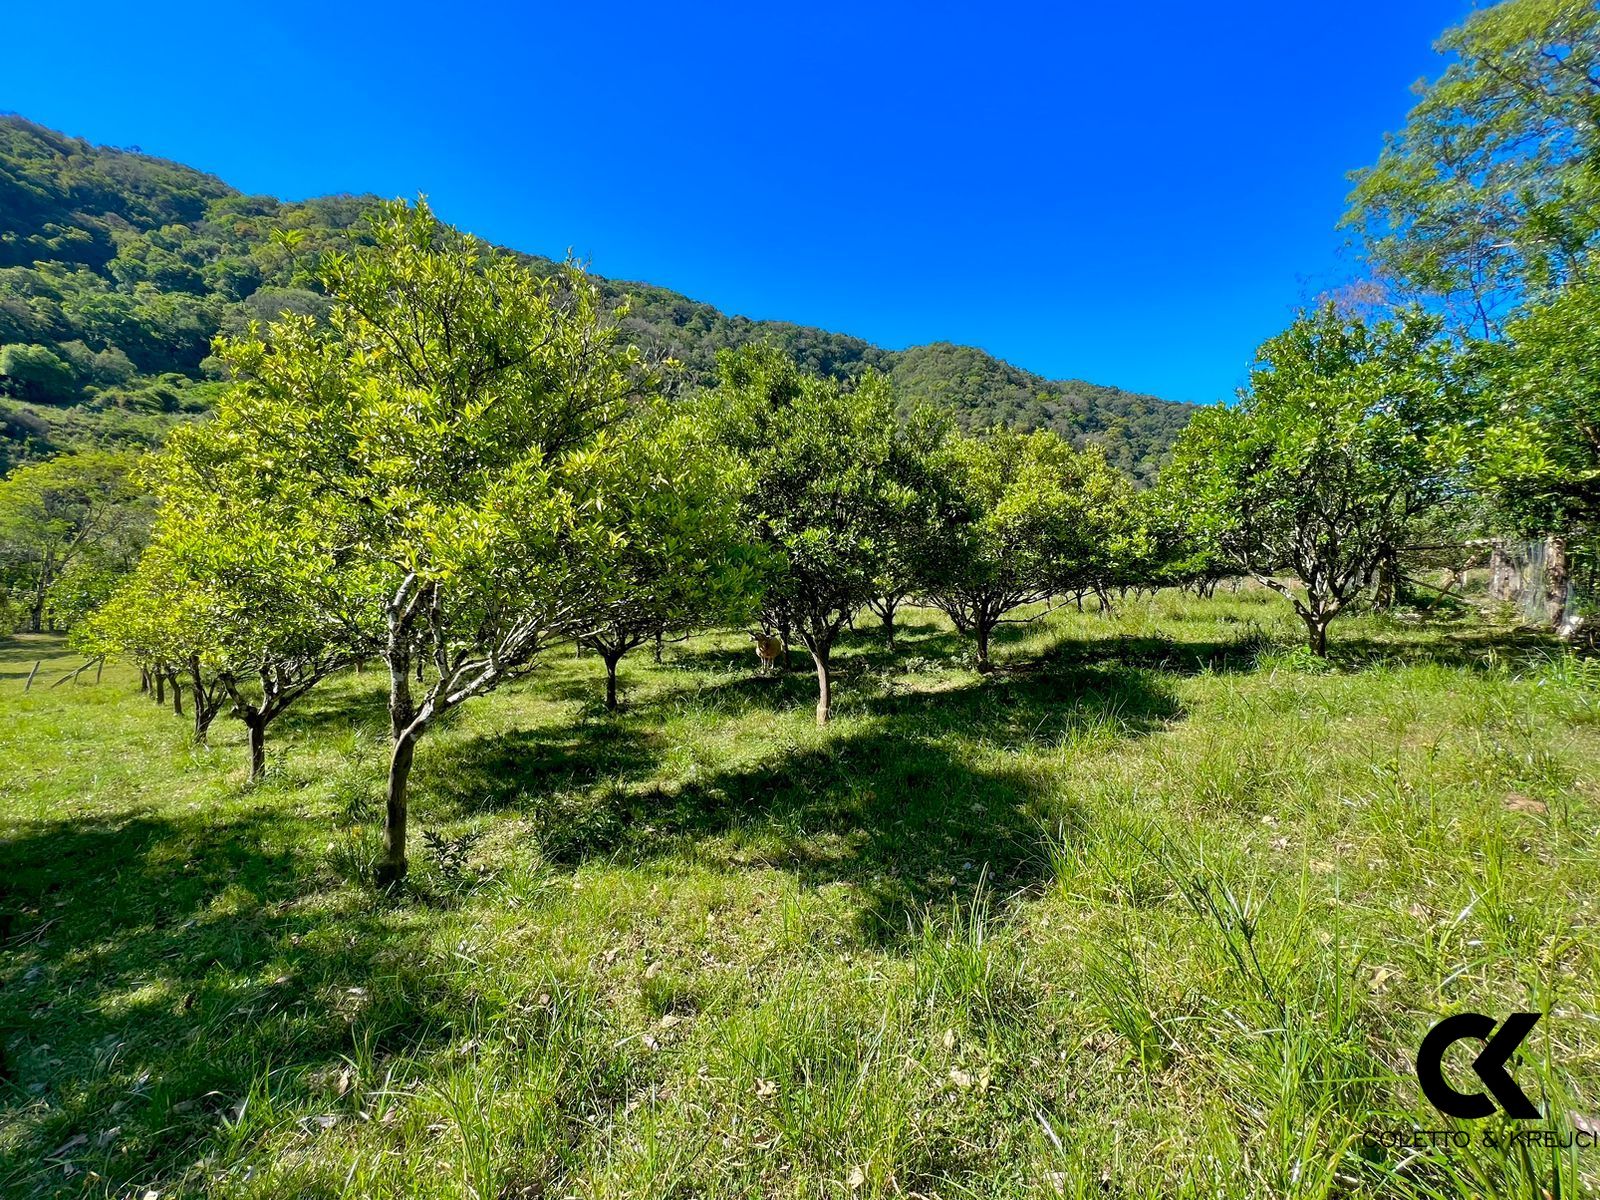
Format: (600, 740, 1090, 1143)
(2, 591, 1598, 1198)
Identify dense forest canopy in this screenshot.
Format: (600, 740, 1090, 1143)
(0, 115, 1195, 481)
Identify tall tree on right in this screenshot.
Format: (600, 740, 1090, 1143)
(1345, 0, 1600, 335)
(1167, 304, 1456, 655)
(1443, 284, 1600, 629)
(1478, 287, 1600, 537)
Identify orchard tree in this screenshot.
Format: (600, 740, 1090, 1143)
(710, 346, 928, 723)
(922, 427, 1127, 672)
(864, 405, 951, 651)
(1046, 443, 1145, 610)
(75, 538, 225, 739)
(580, 401, 762, 709)
(1346, 0, 1600, 333)
(0, 449, 147, 632)
(1170, 304, 1456, 655)
(1441, 283, 1600, 628)
(214, 199, 642, 885)
(1128, 480, 1223, 595)
(131, 422, 380, 775)
(82, 512, 375, 776)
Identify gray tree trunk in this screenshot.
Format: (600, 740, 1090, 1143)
(811, 645, 832, 725)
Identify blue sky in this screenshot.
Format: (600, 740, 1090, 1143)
(8, 1, 1472, 403)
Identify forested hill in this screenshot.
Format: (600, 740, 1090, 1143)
(0, 115, 1197, 481)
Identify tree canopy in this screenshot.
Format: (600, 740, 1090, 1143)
(1165, 305, 1456, 653)
(1345, 0, 1600, 333)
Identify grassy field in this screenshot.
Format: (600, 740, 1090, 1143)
(2, 590, 1598, 1198)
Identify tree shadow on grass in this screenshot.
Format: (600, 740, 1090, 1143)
(665, 613, 963, 676)
(0, 805, 473, 1198)
(1331, 621, 1564, 670)
(866, 660, 1182, 743)
(513, 664, 1180, 945)
(421, 718, 664, 819)
(271, 670, 392, 739)
(1031, 630, 1269, 677)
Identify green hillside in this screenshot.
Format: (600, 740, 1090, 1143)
(0, 115, 1196, 479)
(888, 343, 1198, 484)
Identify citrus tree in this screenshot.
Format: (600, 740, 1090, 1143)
(709, 345, 928, 723)
(1169, 304, 1456, 654)
(579, 400, 763, 709)
(209, 199, 644, 884)
(921, 427, 1129, 671)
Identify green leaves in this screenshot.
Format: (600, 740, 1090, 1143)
(923, 427, 1132, 616)
(709, 346, 926, 633)
(1345, 0, 1600, 330)
(1163, 305, 1457, 650)
(580, 398, 764, 657)
(1459, 282, 1600, 535)
(0, 447, 148, 632)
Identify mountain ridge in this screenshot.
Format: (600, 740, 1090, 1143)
(0, 114, 1198, 480)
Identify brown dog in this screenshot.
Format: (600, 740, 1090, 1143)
(751, 631, 783, 675)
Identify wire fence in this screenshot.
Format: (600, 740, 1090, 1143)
(1486, 537, 1594, 636)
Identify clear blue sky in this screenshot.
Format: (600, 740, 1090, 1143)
(7, 1, 1472, 403)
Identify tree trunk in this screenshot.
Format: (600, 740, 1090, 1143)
(246, 716, 267, 781)
(190, 663, 215, 743)
(603, 652, 621, 710)
(170, 675, 183, 717)
(1544, 534, 1571, 630)
(140, 668, 150, 694)
(381, 611, 419, 888)
(1303, 609, 1331, 657)
(1372, 543, 1398, 610)
(154, 672, 165, 704)
(379, 733, 416, 888)
(879, 597, 898, 652)
(975, 620, 994, 674)
(810, 643, 833, 725)
(653, 629, 664, 664)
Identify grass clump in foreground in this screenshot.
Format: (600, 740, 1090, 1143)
(1, 590, 1598, 1198)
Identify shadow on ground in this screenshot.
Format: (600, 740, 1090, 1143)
(423, 718, 664, 817)
(272, 671, 392, 739)
(1332, 621, 1565, 670)
(0, 804, 466, 1196)
(461, 663, 1182, 944)
(1029, 630, 1268, 676)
